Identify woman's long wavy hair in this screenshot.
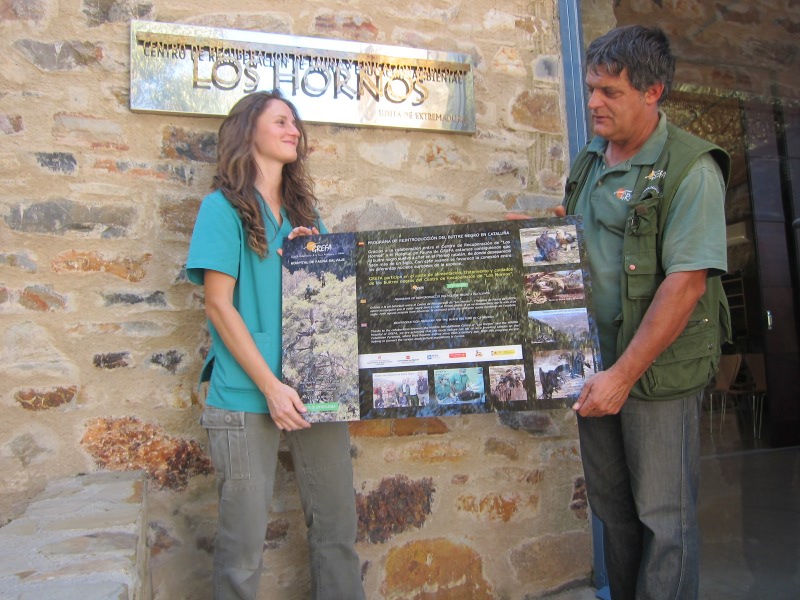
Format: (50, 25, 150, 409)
(212, 91, 318, 258)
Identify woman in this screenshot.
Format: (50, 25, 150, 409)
(187, 91, 365, 600)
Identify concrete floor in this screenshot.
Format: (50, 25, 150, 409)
(556, 403, 800, 600)
(698, 405, 800, 600)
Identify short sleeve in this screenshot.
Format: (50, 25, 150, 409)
(186, 192, 242, 285)
(661, 153, 728, 278)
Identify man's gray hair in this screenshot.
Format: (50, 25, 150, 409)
(586, 25, 675, 104)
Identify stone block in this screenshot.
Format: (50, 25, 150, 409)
(716, 3, 760, 25)
(0, 322, 78, 378)
(514, 15, 554, 37)
(265, 517, 290, 550)
(383, 440, 468, 463)
(356, 474, 434, 543)
(570, 475, 588, 520)
(9, 432, 53, 466)
(19, 284, 67, 312)
(313, 11, 381, 42)
(510, 530, 592, 591)
(492, 47, 527, 77)
(349, 420, 393, 437)
(80, 416, 213, 491)
(0, 471, 150, 600)
(161, 127, 217, 164)
(510, 89, 562, 134)
(183, 13, 293, 34)
(0, 114, 24, 134)
(100, 291, 167, 307)
(3, 199, 135, 238)
(52, 250, 151, 282)
(356, 139, 409, 169)
(149, 350, 184, 374)
(0, 251, 37, 272)
(456, 492, 531, 522)
(35, 152, 77, 174)
(334, 199, 418, 231)
(483, 9, 517, 31)
(498, 411, 559, 436)
(82, 0, 154, 27)
(15, 385, 78, 411)
(93, 158, 196, 185)
(382, 538, 494, 599)
(418, 141, 466, 168)
(485, 437, 520, 460)
(158, 196, 201, 237)
(93, 352, 131, 369)
(65, 320, 175, 338)
(390, 417, 450, 436)
(13, 40, 103, 71)
(0, 0, 46, 21)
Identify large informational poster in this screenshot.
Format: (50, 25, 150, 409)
(281, 219, 601, 422)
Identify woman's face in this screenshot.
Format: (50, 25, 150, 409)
(252, 99, 301, 166)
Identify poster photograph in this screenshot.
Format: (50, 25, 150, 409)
(282, 218, 601, 422)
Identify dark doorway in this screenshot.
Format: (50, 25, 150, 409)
(664, 91, 800, 448)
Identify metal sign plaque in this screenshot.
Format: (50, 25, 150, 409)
(129, 20, 475, 133)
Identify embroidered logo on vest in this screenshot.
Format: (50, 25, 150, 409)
(615, 188, 633, 201)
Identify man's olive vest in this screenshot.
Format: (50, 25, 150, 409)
(563, 124, 732, 400)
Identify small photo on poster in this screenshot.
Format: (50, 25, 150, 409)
(372, 370, 430, 408)
(432, 367, 485, 405)
(529, 307, 591, 344)
(534, 348, 597, 401)
(520, 225, 580, 267)
(524, 269, 585, 306)
(488, 364, 528, 403)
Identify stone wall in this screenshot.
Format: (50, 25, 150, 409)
(611, 0, 800, 101)
(0, 1, 597, 598)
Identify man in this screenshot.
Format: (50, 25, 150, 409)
(449, 368, 470, 398)
(563, 26, 730, 599)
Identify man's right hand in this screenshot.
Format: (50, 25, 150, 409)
(571, 368, 632, 417)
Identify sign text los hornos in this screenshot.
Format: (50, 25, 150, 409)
(129, 21, 476, 133)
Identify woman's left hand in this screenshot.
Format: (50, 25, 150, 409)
(278, 226, 320, 256)
(288, 226, 319, 239)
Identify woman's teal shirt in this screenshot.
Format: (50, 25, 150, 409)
(186, 189, 326, 413)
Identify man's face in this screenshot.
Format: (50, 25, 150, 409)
(586, 66, 659, 145)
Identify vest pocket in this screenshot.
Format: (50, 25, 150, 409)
(624, 255, 664, 299)
(623, 196, 662, 300)
(638, 317, 718, 399)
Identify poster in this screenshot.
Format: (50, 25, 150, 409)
(281, 219, 601, 422)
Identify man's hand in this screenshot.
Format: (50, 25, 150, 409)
(573, 270, 709, 418)
(572, 368, 633, 416)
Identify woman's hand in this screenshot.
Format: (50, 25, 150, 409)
(261, 379, 311, 431)
(277, 226, 320, 256)
(288, 225, 320, 239)
(204, 270, 311, 430)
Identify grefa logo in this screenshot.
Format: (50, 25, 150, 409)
(305, 241, 332, 253)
